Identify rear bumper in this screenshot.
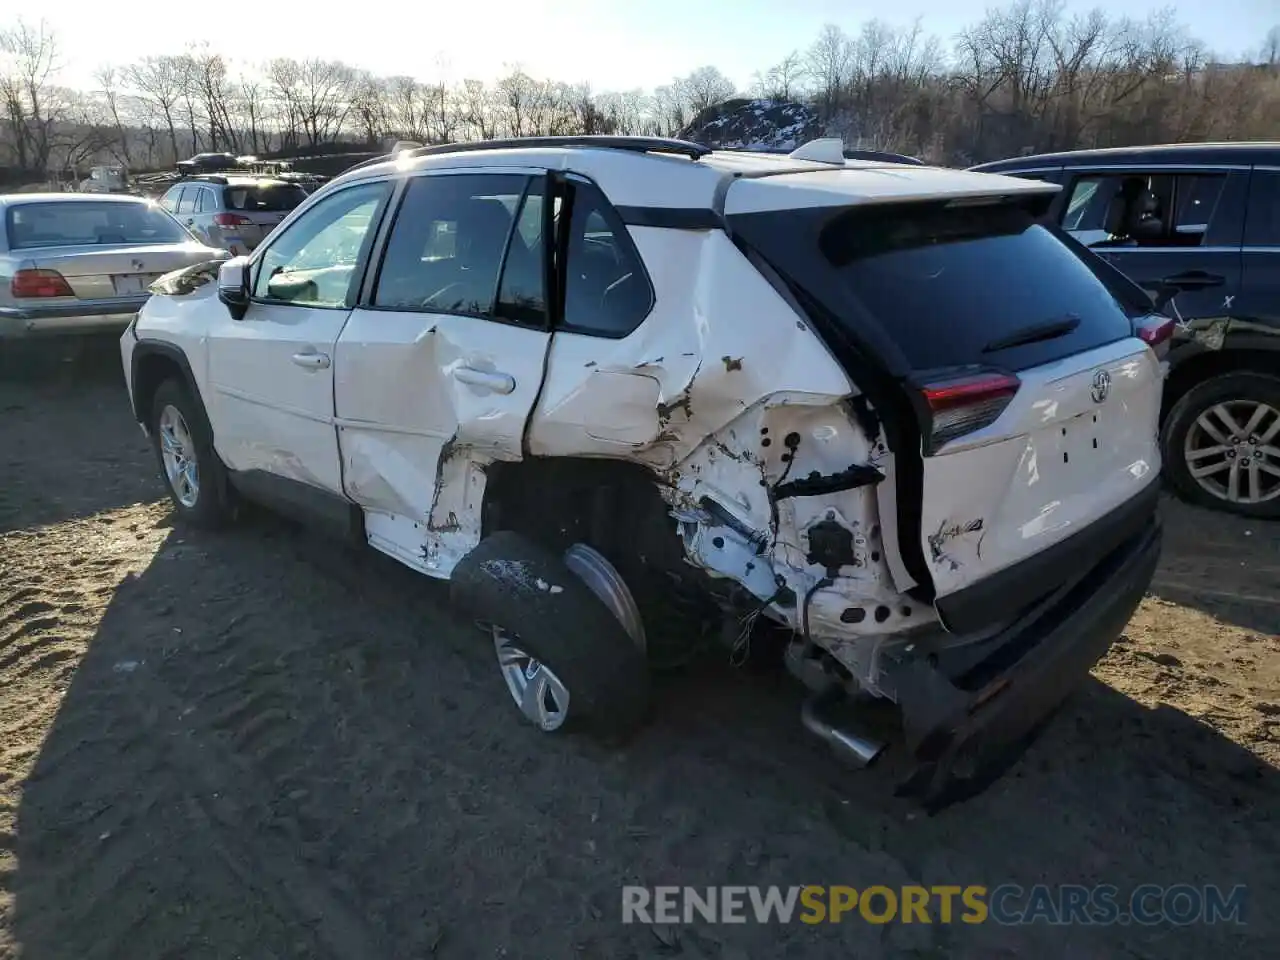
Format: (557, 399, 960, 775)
(891, 498, 1161, 808)
(0, 295, 149, 337)
(935, 478, 1161, 634)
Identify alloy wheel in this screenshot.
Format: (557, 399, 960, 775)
(1184, 399, 1280, 505)
(158, 404, 200, 508)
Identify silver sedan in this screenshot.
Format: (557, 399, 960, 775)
(0, 193, 227, 338)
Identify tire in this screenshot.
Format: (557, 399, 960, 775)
(450, 531, 650, 740)
(1161, 371, 1280, 519)
(149, 378, 231, 527)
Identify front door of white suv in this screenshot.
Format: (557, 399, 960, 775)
(333, 170, 552, 574)
(206, 179, 392, 495)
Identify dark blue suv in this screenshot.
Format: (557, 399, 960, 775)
(971, 143, 1280, 519)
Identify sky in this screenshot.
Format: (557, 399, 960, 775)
(10, 0, 1279, 93)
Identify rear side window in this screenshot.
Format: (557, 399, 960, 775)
(373, 173, 545, 323)
(1060, 171, 1226, 248)
(815, 201, 1134, 372)
(225, 183, 309, 213)
(1245, 170, 1280, 247)
(176, 190, 196, 215)
(194, 189, 208, 213)
(161, 186, 184, 212)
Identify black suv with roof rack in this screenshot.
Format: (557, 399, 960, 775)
(971, 142, 1280, 518)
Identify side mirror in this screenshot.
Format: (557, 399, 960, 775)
(217, 256, 251, 320)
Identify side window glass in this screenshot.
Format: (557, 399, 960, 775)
(373, 173, 536, 319)
(194, 188, 208, 214)
(252, 180, 388, 307)
(1244, 170, 1280, 248)
(1063, 172, 1183, 249)
(161, 186, 183, 212)
(562, 183, 653, 337)
(176, 188, 195, 215)
(1171, 174, 1226, 245)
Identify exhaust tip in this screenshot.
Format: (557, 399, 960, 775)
(801, 691, 887, 769)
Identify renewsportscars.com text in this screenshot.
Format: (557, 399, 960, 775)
(621, 884, 1248, 926)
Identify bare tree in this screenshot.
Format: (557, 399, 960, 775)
(1262, 25, 1280, 67)
(93, 66, 133, 164)
(460, 78, 496, 140)
(0, 19, 65, 172)
(235, 75, 268, 154)
(124, 55, 185, 164)
(807, 24, 855, 121)
(752, 51, 806, 100)
(682, 65, 736, 116)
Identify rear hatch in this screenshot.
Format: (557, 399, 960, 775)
(726, 169, 1162, 632)
(220, 181, 308, 248)
(5, 200, 212, 300)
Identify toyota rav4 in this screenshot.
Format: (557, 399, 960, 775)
(121, 135, 1168, 809)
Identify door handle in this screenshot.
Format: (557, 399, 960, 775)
(185, 219, 195, 226)
(291, 350, 330, 370)
(454, 366, 515, 394)
(1158, 271, 1224, 290)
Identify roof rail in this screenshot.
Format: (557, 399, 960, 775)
(342, 135, 713, 175)
(181, 174, 230, 184)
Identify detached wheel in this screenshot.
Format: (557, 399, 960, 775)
(1162, 372, 1280, 519)
(149, 378, 230, 527)
(450, 532, 649, 740)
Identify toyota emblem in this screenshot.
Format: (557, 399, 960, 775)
(1091, 369, 1112, 404)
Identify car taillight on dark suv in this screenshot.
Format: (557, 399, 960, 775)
(917, 369, 1021, 453)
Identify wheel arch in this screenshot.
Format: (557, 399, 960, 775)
(130, 339, 211, 434)
(1162, 338, 1280, 424)
(480, 455, 684, 574)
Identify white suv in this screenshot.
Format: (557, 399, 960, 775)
(121, 136, 1170, 808)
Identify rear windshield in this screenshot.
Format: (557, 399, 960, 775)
(818, 202, 1135, 371)
(732, 199, 1138, 374)
(5, 201, 189, 249)
(224, 183, 308, 212)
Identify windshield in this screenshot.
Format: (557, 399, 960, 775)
(224, 183, 308, 213)
(5, 201, 190, 249)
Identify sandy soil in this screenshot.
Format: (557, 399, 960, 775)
(0, 348, 1276, 959)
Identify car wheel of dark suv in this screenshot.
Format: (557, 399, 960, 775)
(1162, 371, 1280, 519)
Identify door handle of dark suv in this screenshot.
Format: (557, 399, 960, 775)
(1158, 271, 1225, 290)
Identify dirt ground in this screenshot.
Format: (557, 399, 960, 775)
(0, 346, 1277, 959)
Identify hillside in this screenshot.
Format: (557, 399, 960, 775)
(679, 98, 819, 151)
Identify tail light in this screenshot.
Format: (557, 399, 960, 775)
(213, 213, 252, 227)
(11, 268, 74, 299)
(1134, 315, 1175, 359)
(918, 370, 1021, 453)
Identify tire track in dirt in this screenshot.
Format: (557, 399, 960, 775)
(1, 507, 395, 960)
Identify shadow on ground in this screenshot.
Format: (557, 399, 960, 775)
(7, 504, 1278, 959)
(1148, 496, 1280, 637)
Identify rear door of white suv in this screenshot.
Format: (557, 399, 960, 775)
(726, 168, 1164, 633)
(332, 169, 553, 573)
(205, 178, 393, 497)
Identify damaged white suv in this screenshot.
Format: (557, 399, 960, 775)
(121, 136, 1172, 808)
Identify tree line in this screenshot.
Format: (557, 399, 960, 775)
(2, 1, 1278, 182)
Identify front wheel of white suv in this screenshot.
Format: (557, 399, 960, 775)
(149, 378, 232, 527)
